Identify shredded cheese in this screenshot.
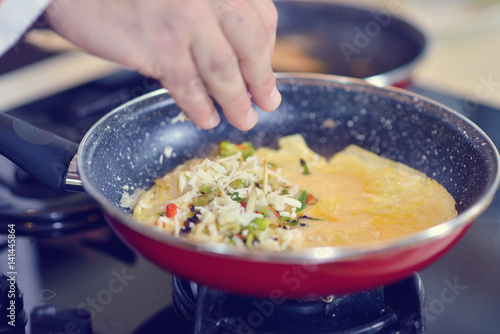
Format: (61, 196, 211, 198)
(171, 111, 190, 124)
(133, 148, 306, 251)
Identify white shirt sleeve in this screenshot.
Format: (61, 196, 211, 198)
(0, 0, 53, 57)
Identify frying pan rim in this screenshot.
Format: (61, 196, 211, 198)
(77, 72, 500, 264)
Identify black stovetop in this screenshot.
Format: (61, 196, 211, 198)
(0, 68, 499, 334)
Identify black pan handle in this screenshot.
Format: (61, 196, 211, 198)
(0, 112, 79, 193)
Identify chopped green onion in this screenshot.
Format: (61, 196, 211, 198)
(300, 159, 310, 175)
(252, 218, 266, 231)
(246, 233, 255, 248)
(230, 179, 248, 189)
(262, 206, 268, 217)
(230, 192, 246, 203)
(219, 141, 239, 157)
(297, 191, 308, 211)
(201, 186, 212, 194)
(219, 141, 255, 159)
(237, 142, 256, 159)
(279, 216, 292, 223)
(301, 215, 324, 221)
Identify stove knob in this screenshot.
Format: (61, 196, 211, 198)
(0, 274, 27, 334)
(30, 305, 93, 334)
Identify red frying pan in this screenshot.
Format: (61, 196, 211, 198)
(1, 74, 498, 298)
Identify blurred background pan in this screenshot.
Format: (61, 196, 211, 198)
(272, 0, 427, 87)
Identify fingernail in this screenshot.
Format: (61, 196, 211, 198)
(245, 107, 259, 129)
(207, 109, 220, 128)
(267, 86, 282, 110)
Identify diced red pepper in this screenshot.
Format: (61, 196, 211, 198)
(166, 203, 179, 218)
(306, 193, 315, 205)
(240, 201, 247, 209)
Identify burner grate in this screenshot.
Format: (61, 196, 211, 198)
(172, 275, 424, 334)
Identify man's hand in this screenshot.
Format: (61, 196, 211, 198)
(47, 0, 281, 131)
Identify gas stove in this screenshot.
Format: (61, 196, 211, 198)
(0, 65, 499, 333)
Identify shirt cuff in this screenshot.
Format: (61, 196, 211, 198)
(0, 0, 53, 57)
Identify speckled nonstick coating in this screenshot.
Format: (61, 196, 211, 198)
(74, 74, 499, 297)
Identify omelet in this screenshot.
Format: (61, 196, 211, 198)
(131, 134, 457, 251)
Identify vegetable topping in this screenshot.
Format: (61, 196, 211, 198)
(132, 140, 318, 251)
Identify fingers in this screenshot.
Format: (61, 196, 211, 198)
(156, 50, 221, 130)
(216, 0, 281, 113)
(247, 0, 279, 57)
(134, 0, 234, 130)
(49, 0, 281, 131)
(191, 32, 259, 130)
(158, 0, 259, 131)
(185, 0, 280, 130)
